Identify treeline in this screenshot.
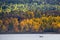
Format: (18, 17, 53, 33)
(0, 3, 60, 13)
(0, 12, 60, 32)
(0, 0, 60, 5)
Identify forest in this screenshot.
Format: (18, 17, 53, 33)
(0, 0, 60, 33)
